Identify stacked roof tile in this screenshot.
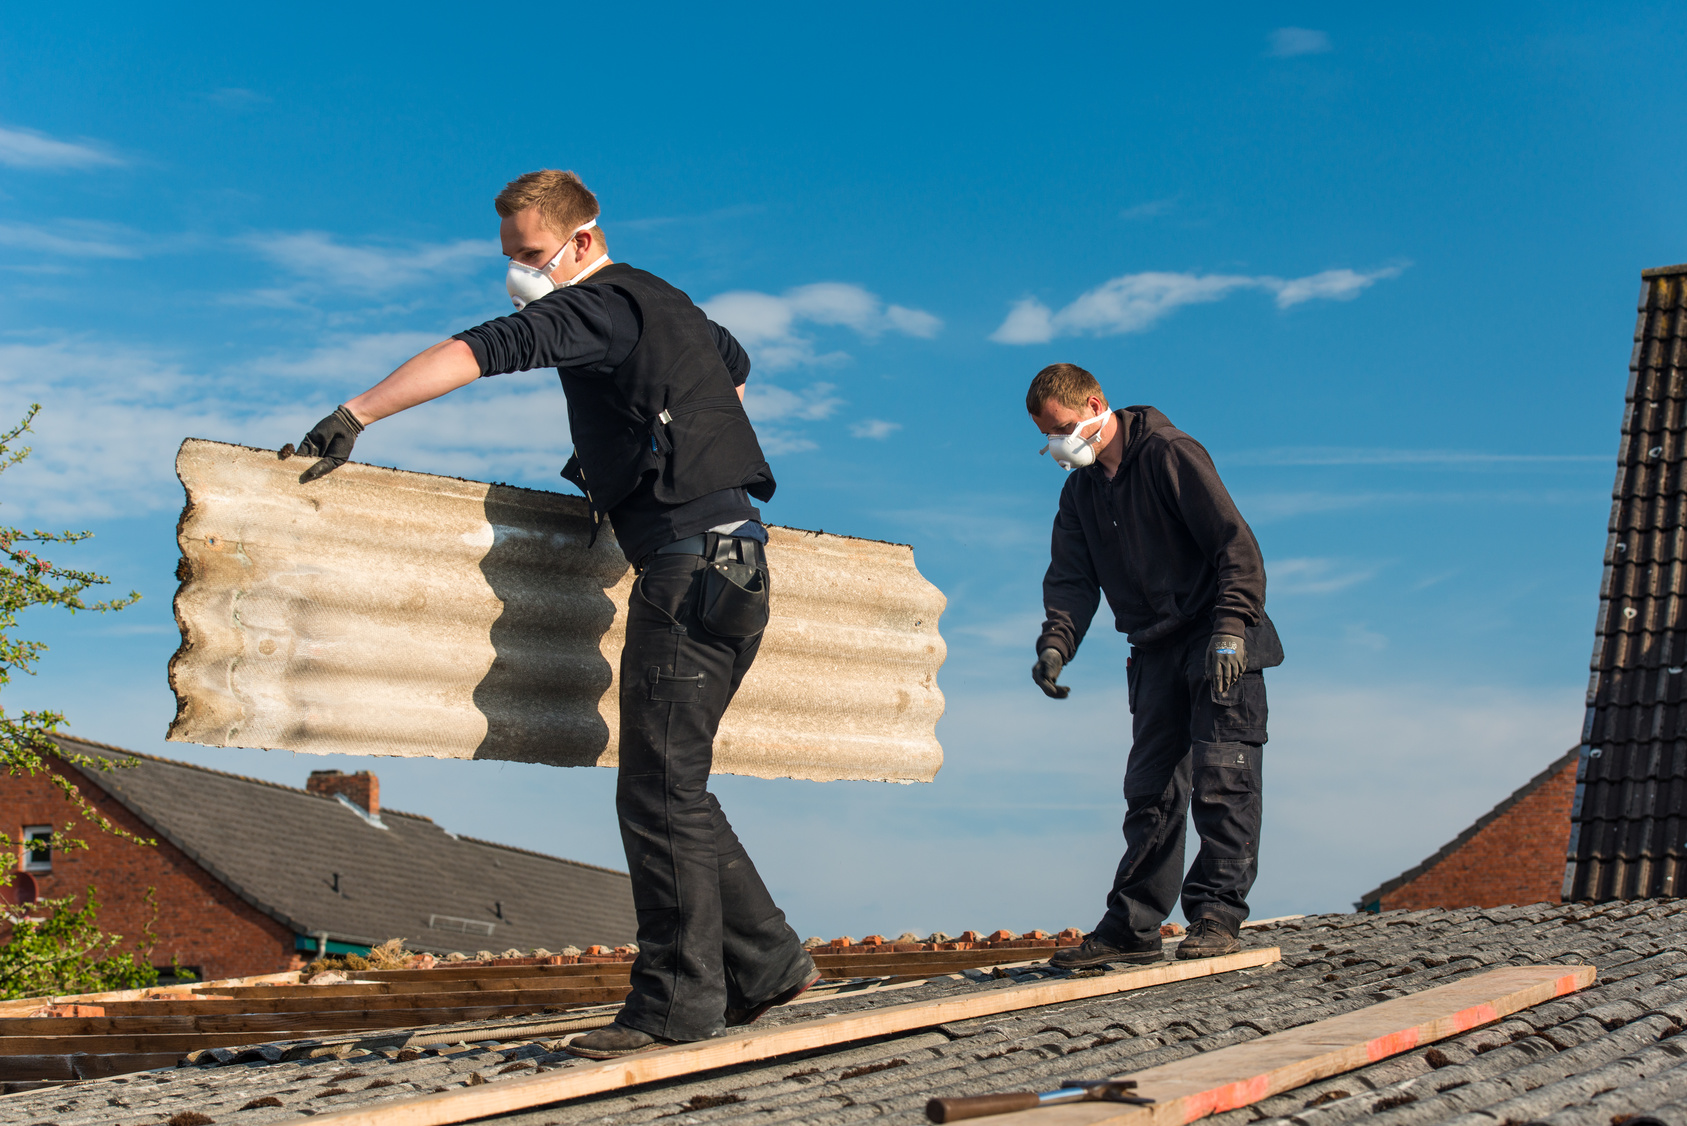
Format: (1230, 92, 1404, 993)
(1569, 263, 1687, 901)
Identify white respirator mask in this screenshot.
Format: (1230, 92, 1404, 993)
(1040, 409, 1113, 470)
(505, 218, 607, 309)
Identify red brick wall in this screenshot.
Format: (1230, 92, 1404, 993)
(1381, 756, 1577, 910)
(1, 763, 302, 981)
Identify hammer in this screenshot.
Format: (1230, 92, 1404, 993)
(926, 1079, 1152, 1122)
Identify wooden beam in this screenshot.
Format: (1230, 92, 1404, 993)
(200, 974, 635, 998)
(0, 970, 302, 1018)
(302, 947, 1280, 1126)
(70, 987, 631, 1017)
(975, 964, 1595, 1126)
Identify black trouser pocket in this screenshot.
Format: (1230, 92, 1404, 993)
(1126, 654, 1138, 714)
(648, 667, 705, 703)
(699, 561, 770, 638)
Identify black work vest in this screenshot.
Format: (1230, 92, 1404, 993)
(557, 264, 775, 525)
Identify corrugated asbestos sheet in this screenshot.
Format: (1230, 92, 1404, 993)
(168, 439, 946, 783)
(1567, 264, 1687, 900)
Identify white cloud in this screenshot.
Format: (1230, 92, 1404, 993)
(1120, 197, 1177, 221)
(990, 266, 1404, 344)
(248, 332, 442, 383)
(0, 124, 122, 170)
(0, 221, 143, 259)
(1269, 556, 1380, 595)
(0, 333, 580, 520)
(703, 283, 941, 371)
(248, 232, 497, 292)
(1267, 27, 1332, 57)
(744, 381, 843, 424)
(850, 419, 901, 440)
(1272, 267, 1397, 308)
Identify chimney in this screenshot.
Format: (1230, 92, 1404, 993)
(307, 770, 379, 817)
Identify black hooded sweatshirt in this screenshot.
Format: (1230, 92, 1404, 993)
(1037, 406, 1274, 662)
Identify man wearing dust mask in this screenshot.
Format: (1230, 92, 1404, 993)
(286, 170, 817, 1058)
(1027, 363, 1283, 967)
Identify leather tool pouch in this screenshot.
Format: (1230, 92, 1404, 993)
(698, 535, 770, 638)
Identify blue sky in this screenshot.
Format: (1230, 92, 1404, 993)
(1, 4, 1677, 941)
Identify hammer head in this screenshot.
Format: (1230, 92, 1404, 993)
(1060, 1079, 1149, 1104)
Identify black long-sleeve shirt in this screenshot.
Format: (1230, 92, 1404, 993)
(1038, 406, 1269, 660)
(453, 281, 760, 566)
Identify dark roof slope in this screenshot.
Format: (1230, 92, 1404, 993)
(1570, 262, 1687, 901)
(13, 900, 1687, 1124)
(1357, 745, 1579, 910)
(56, 736, 635, 952)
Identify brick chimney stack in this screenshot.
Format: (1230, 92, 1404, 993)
(307, 770, 379, 817)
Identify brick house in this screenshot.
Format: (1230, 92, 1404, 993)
(1356, 746, 1579, 912)
(1, 736, 636, 981)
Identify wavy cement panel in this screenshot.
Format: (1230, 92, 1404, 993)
(167, 439, 946, 783)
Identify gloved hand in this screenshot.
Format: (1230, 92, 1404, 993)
(1206, 633, 1247, 696)
(1032, 647, 1070, 699)
(287, 406, 364, 483)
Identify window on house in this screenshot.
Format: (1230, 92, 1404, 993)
(21, 826, 51, 873)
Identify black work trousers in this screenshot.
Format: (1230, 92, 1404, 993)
(1096, 624, 1267, 944)
(614, 549, 811, 1042)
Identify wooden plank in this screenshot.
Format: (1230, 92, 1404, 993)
(1, 993, 625, 1033)
(71, 987, 631, 1017)
(0, 999, 623, 1041)
(978, 964, 1596, 1126)
(0, 970, 302, 1018)
(302, 946, 1280, 1126)
(354, 963, 632, 982)
(200, 974, 635, 998)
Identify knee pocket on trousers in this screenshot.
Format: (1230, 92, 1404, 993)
(1195, 742, 1261, 792)
(648, 666, 706, 702)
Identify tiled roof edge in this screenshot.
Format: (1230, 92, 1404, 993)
(51, 735, 425, 945)
(50, 733, 436, 821)
(1641, 263, 1687, 278)
(1355, 744, 1581, 908)
(451, 832, 629, 878)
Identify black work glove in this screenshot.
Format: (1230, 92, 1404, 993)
(1206, 633, 1247, 697)
(1032, 647, 1070, 699)
(285, 406, 364, 483)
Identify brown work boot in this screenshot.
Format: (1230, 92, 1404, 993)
(725, 966, 823, 1027)
(566, 1022, 673, 1059)
(1175, 917, 1241, 959)
(1049, 932, 1163, 970)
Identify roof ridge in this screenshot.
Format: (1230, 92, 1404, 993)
(452, 832, 629, 877)
(52, 733, 435, 822)
(1356, 743, 1580, 908)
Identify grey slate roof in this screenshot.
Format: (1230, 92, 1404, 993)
(56, 735, 636, 953)
(1571, 262, 1687, 902)
(1357, 745, 1580, 910)
(10, 899, 1687, 1125)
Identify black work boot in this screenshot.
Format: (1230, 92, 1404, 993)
(1049, 932, 1163, 970)
(1175, 917, 1241, 959)
(726, 966, 822, 1027)
(566, 1022, 673, 1059)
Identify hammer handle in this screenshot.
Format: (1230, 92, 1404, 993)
(926, 1092, 1042, 1122)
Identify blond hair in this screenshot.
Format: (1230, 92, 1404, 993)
(1026, 363, 1107, 416)
(495, 170, 603, 245)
